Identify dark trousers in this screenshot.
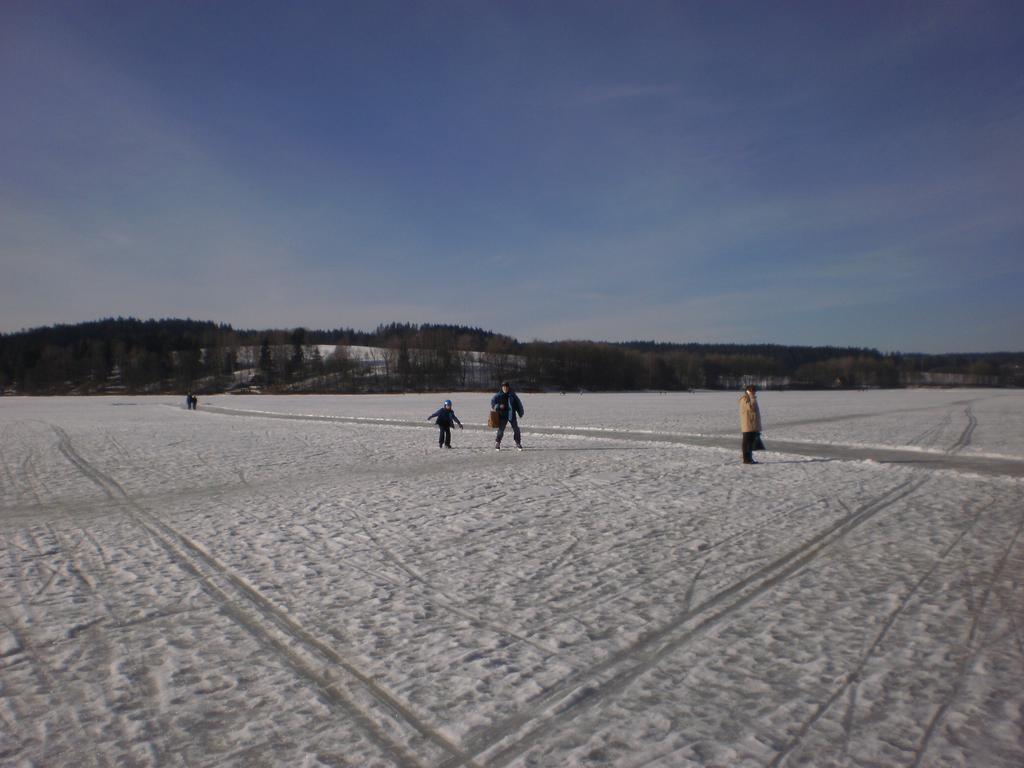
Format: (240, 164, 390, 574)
(496, 415, 521, 445)
(438, 426, 451, 447)
(742, 431, 757, 462)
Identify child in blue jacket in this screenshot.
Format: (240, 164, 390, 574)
(428, 399, 463, 448)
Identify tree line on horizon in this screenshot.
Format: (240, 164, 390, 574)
(0, 317, 1020, 395)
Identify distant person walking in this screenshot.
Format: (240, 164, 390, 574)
(739, 384, 762, 464)
(428, 399, 463, 449)
(186, 392, 197, 410)
(491, 381, 525, 450)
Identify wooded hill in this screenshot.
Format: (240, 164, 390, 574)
(1, 318, 1020, 395)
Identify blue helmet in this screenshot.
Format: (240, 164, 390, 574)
(443, 399, 452, 407)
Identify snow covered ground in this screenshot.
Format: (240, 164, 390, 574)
(1, 390, 1022, 767)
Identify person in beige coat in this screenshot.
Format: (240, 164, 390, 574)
(739, 384, 762, 464)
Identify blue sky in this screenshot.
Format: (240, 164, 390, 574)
(2, 1, 1021, 352)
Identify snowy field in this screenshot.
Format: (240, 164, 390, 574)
(1, 390, 1022, 767)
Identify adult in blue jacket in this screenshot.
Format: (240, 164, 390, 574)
(428, 399, 463, 448)
(490, 381, 524, 450)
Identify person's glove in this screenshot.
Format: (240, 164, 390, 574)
(459, 424, 464, 430)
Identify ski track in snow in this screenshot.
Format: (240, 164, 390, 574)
(1, 391, 1022, 767)
(54, 424, 466, 768)
(457, 477, 934, 768)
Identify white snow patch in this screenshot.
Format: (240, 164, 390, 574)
(0, 390, 1021, 766)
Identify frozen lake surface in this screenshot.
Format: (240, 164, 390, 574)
(2, 390, 1022, 767)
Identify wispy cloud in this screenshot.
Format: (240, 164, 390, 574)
(579, 83, 679, 104)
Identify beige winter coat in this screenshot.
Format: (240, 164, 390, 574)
(739, 392, 762, 433)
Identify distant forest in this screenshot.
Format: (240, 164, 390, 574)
(1, 318, 1021, 395)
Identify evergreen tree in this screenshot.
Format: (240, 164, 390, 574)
(258, 336, 275, 385)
